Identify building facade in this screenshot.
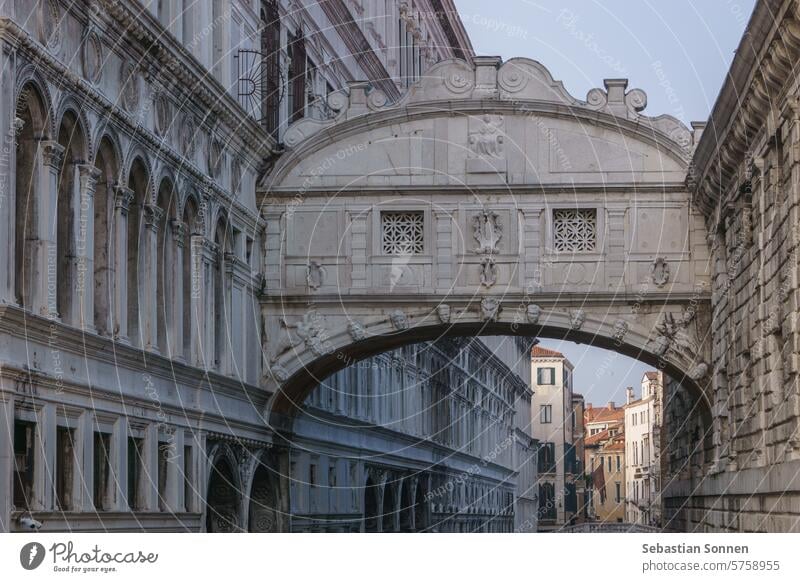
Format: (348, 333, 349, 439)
(289, 336, 537, 532)
(530, 346, 579, 530)
(624, 372, 663, 527)
(584, 422, 625, 524)
(0, 0, 472, 532)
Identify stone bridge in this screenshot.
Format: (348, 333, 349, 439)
(257, 56, 712, 431)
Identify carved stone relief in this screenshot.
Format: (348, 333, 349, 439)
(651, 257, 670, 287)
(481, 297, 501, 321)
(306, 261, 325, 290)
(479, 256, 498, 288)
(467, 115, 506, 173)
(473, 210, 502, 254)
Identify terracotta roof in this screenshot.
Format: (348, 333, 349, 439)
(584, 405, 624, 424)
(604, 440, 626, 452)
(531, 346, 564, 358)
(585, 428, 612, 446)
(644, 371, 660, 380)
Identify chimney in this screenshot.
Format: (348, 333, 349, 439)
(626, 387, 634, 405)
(607, 401, 615, 410)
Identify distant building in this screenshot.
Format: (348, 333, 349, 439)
(583, 407, 625, 523)
(571, 393, 587, 522)
(624, 372, 664, 527)
(530, 346, 579, 530)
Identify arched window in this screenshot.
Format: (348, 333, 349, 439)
(127, 158, 149, 347)
(155, 178, 177, 355)
(56, 111, 87, 324)
(93, 137, 118, 335)
(14, 85, 50, 308)
(182, 195, 199, 361)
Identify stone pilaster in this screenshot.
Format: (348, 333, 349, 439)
(262, 211, 282, 291)
(201, 238, 219, 368)
(350, 211, 368, 288)
(434, 209, 453, 291)
(606, 208, 627, 289)
(36, 140, 64, 318)
(33, 403, 56, 510)
(111, 416, 128, 511)
(142, 424, 159, 511)
(73, 410, 94, 511)
(112, 186, 134, 343)
(75, 164, 100, 331)
(165, 429, 184, 512)
(0, 390, 14, 531)
(522, 208, 541, 290)
(142, 204, 165, 352)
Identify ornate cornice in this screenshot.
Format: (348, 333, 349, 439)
(95, 0, 275, 157)
(0, 18, 263, 229)
(690, 0, 800, 217)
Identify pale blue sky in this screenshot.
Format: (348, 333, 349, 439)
(454, 0, 755, 125)
(453, 0, 755, 406)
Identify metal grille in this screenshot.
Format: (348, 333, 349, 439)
(381, 211, 424, 255)
(553, 209, 597, 252)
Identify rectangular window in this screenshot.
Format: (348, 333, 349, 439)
(93, 432, 112, 510)
(289, 31, 306, 122)
(615, 482, 621, 503)
(553, 208, 597, 252)
(536, 367, 556, 385)
(127, 437, 143, 510)
(616, 455, 621, 471)
(607, 456, 611, 472)
(13, 420, 35, 510)
(539, 404, 552, 424)
(381, 211, 424, 255)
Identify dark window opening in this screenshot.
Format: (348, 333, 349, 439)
(127, 437, 144, 510)
(13, 420, 35, 510)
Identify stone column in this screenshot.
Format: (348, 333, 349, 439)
(142, 204, 164, 353)
(201, 238, 219, 368)
(0, 33, 18, 303)
(73, 410, 94, 511)
(165, 430, 184, 512)
(36, 140, 64, 318)
(188, 233, 206, 366)
(112, 186, 134, 343)
(111, 416, 128, 511)
(0, 390, 14, 531)
(0, 114, 23, 305)
(171, 220, 187, 361)
(33, 403, 56, 510)
(142, 424, 159, 511)
(75, 164, 100, 331)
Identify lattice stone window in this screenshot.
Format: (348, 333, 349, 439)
(381, 211, 424, 255)
(553, 209, 597, 252)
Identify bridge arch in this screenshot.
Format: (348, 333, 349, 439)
(257, 56, 716, 525)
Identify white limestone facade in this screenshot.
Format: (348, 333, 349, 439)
(289, 336, 537, 532)
(0, 0, 472, 532)
(624, 372, 663, 527)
